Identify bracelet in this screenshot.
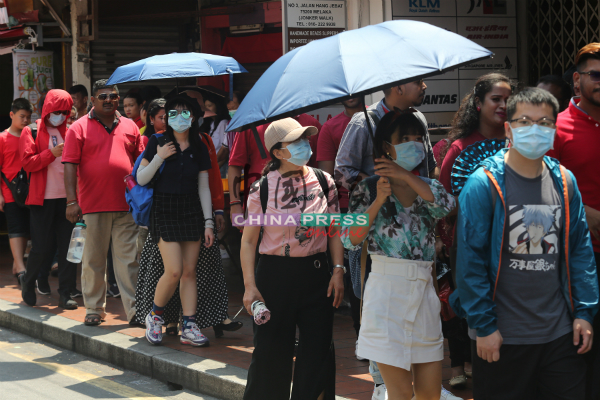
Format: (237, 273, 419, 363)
(67, 199, 77, 204)
(214, 210, 224, 216)
(66, 201, 78, 207)
(230, 200, 242, 206)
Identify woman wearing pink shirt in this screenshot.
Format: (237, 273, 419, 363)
(240, 118, 344, 400)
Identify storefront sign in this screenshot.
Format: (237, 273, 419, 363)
(12, 49, 54, 121)
(283, 0, 347, 52)
(392, 0, 517, 126)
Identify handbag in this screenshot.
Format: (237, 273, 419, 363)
(1, 169, 30, 208)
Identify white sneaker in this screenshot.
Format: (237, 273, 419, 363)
(356, 340, 367, 361)
(372, 383, 388, 400)
(145, 312, 163, 345)
(440, 386, 463, 400)
(180, 322, 210, 346)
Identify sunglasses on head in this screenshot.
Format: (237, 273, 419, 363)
(168, 109, 191, 119)
(52, 110, 70, 116)
(579, 70, 600, 82)
(96, 93, 118, 101)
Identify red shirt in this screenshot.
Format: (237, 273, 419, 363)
(316, 111, 352, 209)
(548, 98, 600, 252)
(0, 130, 22, 203)
(133, 116, 144, 129)
(229, 114, 322, 191)
(439, 131, 487, 194)
(62, 110, 144, 214)
(142, 134, 149, 147)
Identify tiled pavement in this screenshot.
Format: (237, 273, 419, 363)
(0, 238, 473, 399)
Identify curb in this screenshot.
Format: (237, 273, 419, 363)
(0, 298, 352, 400)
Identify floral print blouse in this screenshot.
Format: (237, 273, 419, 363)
(342, 177, 456, 261)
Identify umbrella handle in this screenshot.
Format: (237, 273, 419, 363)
(227, 68, 233, 102)
(362, 105, 396, 217)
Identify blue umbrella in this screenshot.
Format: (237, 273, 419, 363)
(106, 52, 247, 99)
(228, 20, 493, 133)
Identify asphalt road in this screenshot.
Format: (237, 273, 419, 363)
(0, 327, 218, 400)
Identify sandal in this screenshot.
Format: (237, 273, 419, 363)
(166, 325, 178, 336)
(84, 314, 103, 326)
(449, 374, 467, 388)
(14, 271, 25, 286)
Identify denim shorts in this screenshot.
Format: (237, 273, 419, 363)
(4, 202, 30, 238)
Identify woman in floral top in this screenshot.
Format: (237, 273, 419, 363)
(342, 111, 455, 400)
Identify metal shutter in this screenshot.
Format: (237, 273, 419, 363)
(90, 25, 181, 100)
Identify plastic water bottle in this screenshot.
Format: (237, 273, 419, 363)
(66, 220, 87, 263)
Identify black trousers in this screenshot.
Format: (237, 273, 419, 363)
(472, 333, 586, 400)
(443, 317, 472, 368)
(23, 198, 77, 298)
(586, 253, 600, 400)
(244, 253, 336, 400)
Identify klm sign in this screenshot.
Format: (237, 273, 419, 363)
(409, 0, 440, 7)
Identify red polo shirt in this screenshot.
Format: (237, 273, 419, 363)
(0, 130, 22, 203)
(62, 109, 144, 214)
(548, 98, 600, 252)
(229, 114, 322, 190)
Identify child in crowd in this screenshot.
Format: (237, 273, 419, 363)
(0, 98, 32, 283)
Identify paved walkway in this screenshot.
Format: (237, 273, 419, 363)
(0, 238, 473, 399)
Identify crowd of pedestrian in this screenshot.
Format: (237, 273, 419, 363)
(1, 41, 600, 400)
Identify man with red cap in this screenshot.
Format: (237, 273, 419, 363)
(19, 89, 79, 310)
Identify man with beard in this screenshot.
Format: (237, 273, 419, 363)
(548, 43, 600, 400)
(335, 81, 457, 400)
(62, 79, 144, 327)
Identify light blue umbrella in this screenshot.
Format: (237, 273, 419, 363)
(105, 52, 247, 99)
(228, 20, 493, 134)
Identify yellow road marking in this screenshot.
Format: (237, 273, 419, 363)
(1, 344, 164, 399)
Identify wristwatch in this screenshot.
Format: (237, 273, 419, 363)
(334, 264, 347, 274)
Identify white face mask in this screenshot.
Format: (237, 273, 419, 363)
(48, 113, 66, 127)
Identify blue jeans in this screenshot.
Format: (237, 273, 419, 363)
(370, 360, 383, 385)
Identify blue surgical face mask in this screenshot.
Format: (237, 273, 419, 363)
(510, 124, 556, 160)
(283, 139, 312, 166)
(228, 110, 236, 118)
(386, 141, 425, 171)
(168, 114, 193, 133)
(48, 113, 66, 127)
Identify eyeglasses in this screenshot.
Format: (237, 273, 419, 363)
(52, 110, 70, 116)
(509, 117, 556, 129)
(579, 70, 600, 82)
(168, 109, 191, 119)
(96, 93, 119, 101)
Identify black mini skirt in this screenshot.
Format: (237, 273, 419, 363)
(150, 191, 203, 244)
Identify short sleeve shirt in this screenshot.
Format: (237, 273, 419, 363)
(493, 165, 572, 345)
(143, 135, 211, 194)
(0, 130, 22, 203)
(246, 167, 339, 257)
(62, 110, 145, 214)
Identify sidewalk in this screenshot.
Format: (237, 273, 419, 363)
(0, 239, 473, 400)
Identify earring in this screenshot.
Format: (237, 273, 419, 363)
(476, 106, 481, 112)
(151, 122, 154, 125)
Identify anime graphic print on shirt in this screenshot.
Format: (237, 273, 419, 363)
(507, 204, 562, 272)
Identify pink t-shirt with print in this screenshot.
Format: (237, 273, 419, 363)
(247, 167, 339, 257)
(44, 127, 66, 199)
